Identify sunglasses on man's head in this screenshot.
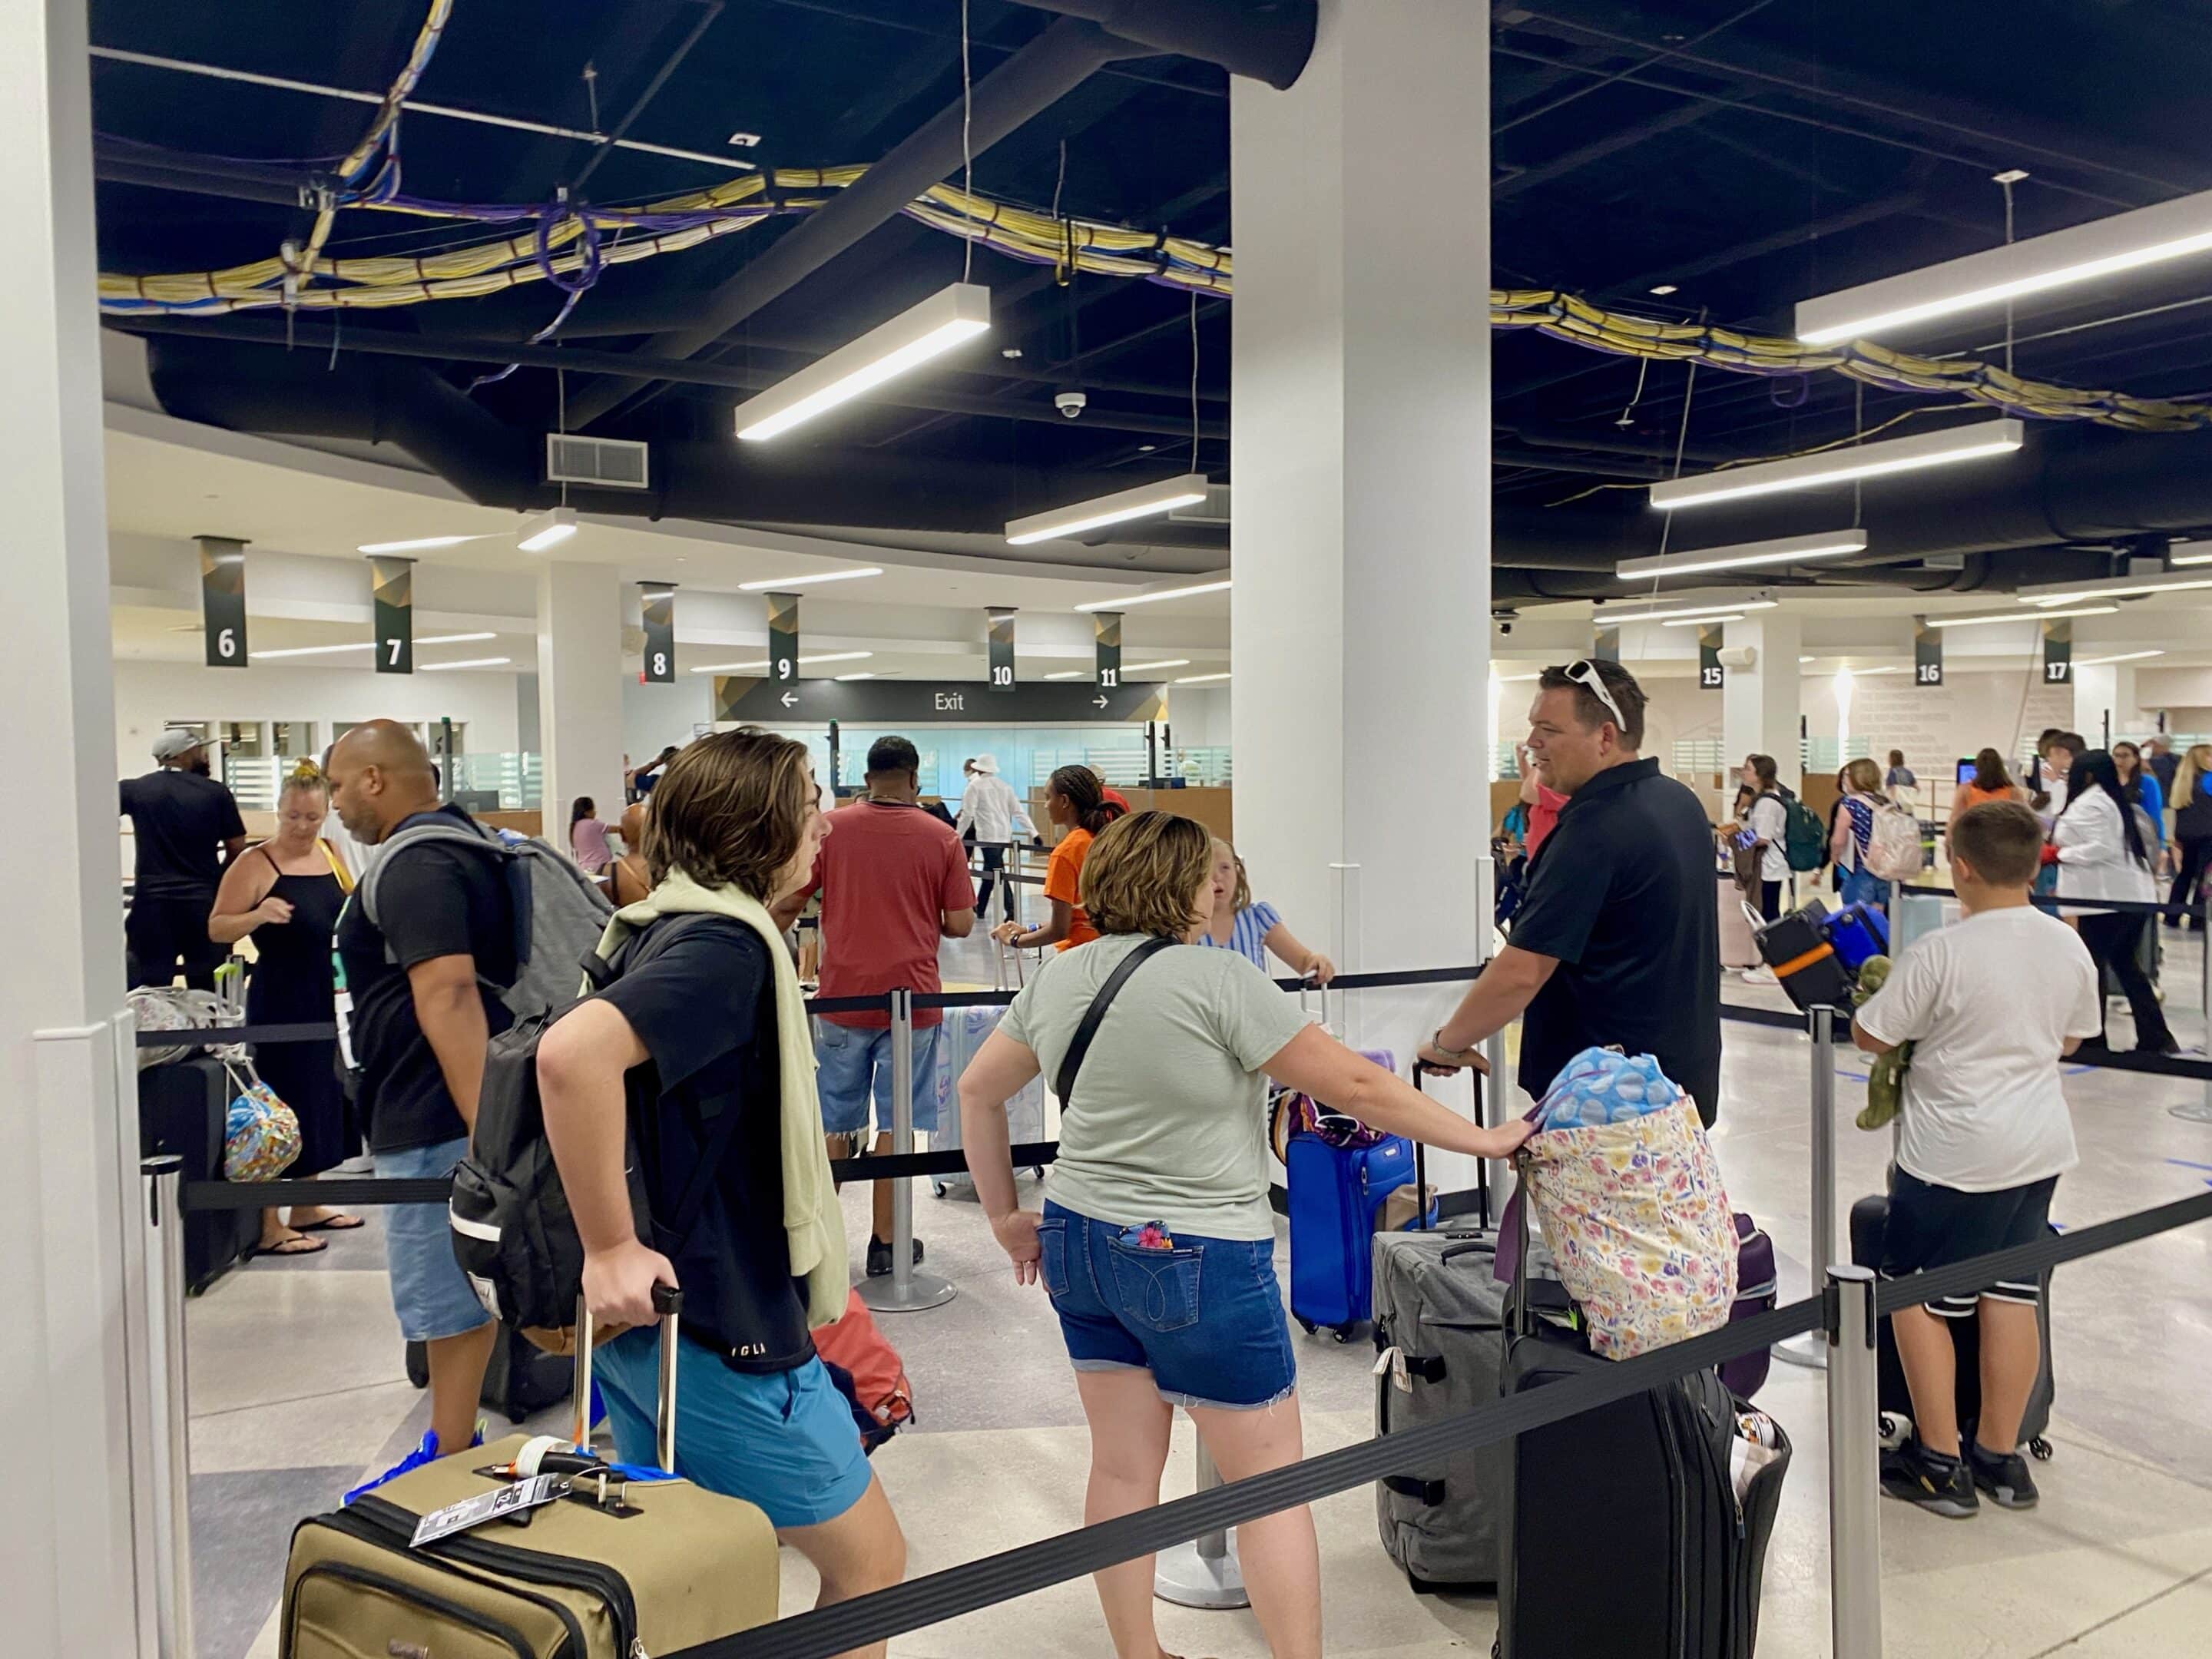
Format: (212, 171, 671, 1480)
(1561, 659, 1629, 735)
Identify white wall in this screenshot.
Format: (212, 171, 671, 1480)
(1165, 684, 1230, 750)
(1802, 667, 2071, 778)
(623, 673, 714, 763)
(113, 657, 521, 774)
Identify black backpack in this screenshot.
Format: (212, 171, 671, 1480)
(447, 914, 739, 1339)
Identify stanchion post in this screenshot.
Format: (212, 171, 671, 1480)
(861, 988, 957, 1313)
(2181, 905, 2212, 1124)
(571, 1300, 596, 1452)
(1826, 1264, 1885, 1659)
(1777, 1004, 1839, 1371)
(141, 1154, 194, 1659)
(1154, 1440, 1248, 1608)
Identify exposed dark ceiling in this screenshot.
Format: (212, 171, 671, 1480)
(88, 0, 2212, 594)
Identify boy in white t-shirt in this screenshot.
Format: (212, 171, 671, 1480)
(1852, 800, 2101, 1518)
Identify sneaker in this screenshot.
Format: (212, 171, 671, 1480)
(1880, 1437, 1979, 1518)
(865, 1236, 925, 1278)
(1739, 966, 1777, 985)
(1966, 1439, 2041, 1509)
(342, 1419, 485, 1505)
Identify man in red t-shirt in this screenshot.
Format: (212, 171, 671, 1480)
(1518, 745, 1568, 858)
(808, 736, 977, 1276)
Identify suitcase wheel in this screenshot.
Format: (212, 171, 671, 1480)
(1296, 1316, 1317, 1336)
(2029, 1435, 2055, 1462)
(1333, 1325, 1356, 1344)
(932, 1181, 948, 1199)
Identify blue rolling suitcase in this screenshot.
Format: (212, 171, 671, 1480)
(1287, 1133, 1417, 1341)
(1825, 900, 1890, 972)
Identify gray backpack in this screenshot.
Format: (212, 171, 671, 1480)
(359, 819, 614, 1020)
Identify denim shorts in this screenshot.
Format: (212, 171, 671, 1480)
(596, 1330, 873, 1531)
(374, 1137, 494, 1343)
(814, 1020, 940, 1137)
(1036, 1200, 1296, 1411)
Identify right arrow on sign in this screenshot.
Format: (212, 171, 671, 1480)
(1092, 696, 1109, 708)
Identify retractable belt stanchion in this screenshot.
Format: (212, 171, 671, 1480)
(861, 988, 957, 1313)
(1152, 1442, 1247, 1609)
(1826, 1264, 1886, 1658)
(2180, 916, 2212, 1124)
(1776, 1003, 1840, 1371)
(142, 1154, 194, 1659)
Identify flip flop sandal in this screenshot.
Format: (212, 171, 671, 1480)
(293, 1214, 365, 1232)
(256, 1233, 329, 1257)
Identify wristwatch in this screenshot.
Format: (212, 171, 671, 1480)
(1429, 1028, 1477, 1064)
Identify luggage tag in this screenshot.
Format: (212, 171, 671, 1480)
(411, 1474, 568, 1547)
(1371, 1345, 1412, 1394)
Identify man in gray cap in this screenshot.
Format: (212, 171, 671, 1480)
(121, 729, 247, 988)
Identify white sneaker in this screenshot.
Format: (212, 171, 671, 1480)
(1740, 966, 1778, 985)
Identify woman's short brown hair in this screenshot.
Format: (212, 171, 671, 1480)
(1081, 811, 1212, 939)
(643, 727, 815, 897)
(1843, 757, 1883, 795)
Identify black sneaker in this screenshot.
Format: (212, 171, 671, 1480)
(1880, 1438, 1979, 1518)
(1966, 1439, 2040, 1509)
(866, 1236, 924, 1278)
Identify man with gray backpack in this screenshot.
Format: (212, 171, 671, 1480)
(326, 720, 611, 1498)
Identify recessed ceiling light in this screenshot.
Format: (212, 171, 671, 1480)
(736, 567, 882, 592)
(687, 650, 874, 675)
(1074, 579, 1230, 614)
(1001, 347, 1024, 359)
(1649, 283, 1678, 296)
(1137, 444, 1157, 452)
(1992, 168, 2030, 186)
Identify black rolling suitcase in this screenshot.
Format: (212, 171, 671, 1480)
(405, 1323, 572, 1424)
(1848, 1192, 2055, 1459)
(1495, 1177, 1789, 1657)
(137, 1056, 260, 1293)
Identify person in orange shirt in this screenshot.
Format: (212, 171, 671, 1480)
(993, 765, 1125, 952)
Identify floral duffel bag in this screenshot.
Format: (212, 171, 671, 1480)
(1507, 1047, 1738, 1360)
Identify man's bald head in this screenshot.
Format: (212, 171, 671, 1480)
(327, 719, 441, 843)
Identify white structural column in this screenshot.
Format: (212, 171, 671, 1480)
(537, 562, 629, 830)
(0, 1, 151, 1651)
(1229, 0, 1490, 979)
(2074, 662, 2151, 748)
(1724, 612, 1805, 789)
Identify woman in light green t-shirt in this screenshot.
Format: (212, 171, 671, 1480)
(961, 810, 1532, 1659)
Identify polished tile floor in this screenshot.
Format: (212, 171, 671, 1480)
(187, 920, 2212, 1658)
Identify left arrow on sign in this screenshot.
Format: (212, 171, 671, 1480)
(780, 692, 800, 708)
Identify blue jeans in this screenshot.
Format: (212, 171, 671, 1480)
(374, 1137, 494, 1343)
(814, 1020, 941, 1136)
(1036, 1200, 1296, 1410)
(1839, 864, 1889, 911)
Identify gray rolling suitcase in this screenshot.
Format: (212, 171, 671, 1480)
(1372, 1227, 1513, 1589)
(930, 942, 1047, 1200)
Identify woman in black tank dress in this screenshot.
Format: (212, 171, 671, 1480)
(209, 767, 360, 1255)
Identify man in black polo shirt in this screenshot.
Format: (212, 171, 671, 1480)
(1421, 660, 1723, 1125)
(121, 729, 247, 988)
(327, 720, 514, 1495)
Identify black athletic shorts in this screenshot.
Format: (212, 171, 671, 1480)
(1879, 1166, 2058, 1319)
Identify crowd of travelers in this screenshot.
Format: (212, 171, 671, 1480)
(115, 670, 2204, 1657)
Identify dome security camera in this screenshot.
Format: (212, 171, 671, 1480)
(1055, 389, 1088, 419)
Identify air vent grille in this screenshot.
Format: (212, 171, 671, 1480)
(545, 433, 650, 489)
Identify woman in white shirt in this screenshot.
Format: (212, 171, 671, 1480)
(2051, 750, 2175, 1053)
(953, 753, 1038, 926)
(1740, 753, 1790, 922)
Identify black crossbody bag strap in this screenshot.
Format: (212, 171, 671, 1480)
(1054, 935, 1178, 1108)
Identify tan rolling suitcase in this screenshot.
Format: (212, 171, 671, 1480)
(1717, 873, 1761, 969)
(280, 1291, 778, 1657)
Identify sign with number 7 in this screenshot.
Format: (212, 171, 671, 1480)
(370, 555, 413, 674)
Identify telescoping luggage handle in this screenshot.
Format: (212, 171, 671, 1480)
(570, 1283, 683, 1472)
(1408, 1061, 1489, 1234)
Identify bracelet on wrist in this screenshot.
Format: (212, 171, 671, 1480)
(1430, 1028, 1476, 1063)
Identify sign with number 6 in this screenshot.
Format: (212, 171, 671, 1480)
(198, 535, 250, 669)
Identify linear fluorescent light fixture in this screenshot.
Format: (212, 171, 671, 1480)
(835, 671, 876, 681)
(2017, 568, 2212, 604)
(1174, 672, 1230, 684)
(1127, 659, 1191, 673)
(1074, 579, 1230, 614)
(1008, 475, 1209, 547)
(1853, 666, 1909, 676)
(250, 630, 496, 661)
(2076, 650, 2166, 666)
(687, 651, 873, 675)
(2170, 539, 2212, 567)
(1650, 420, 2023, 512)
(517, 506, 577, 552)
(1594, 598, 1780, 626)
(1660, 612, 1747, 628)
(1044, 670, 1088, 681)
(419, 656, 512, 671)
(1617, 529, 1868, 581)
(1796, 186, 2212, 344)
(1926, 604, 2119, 628)
(357, 535, 482, 554)
(736, 567, 882, 592)
(734, 283, 990, 442)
